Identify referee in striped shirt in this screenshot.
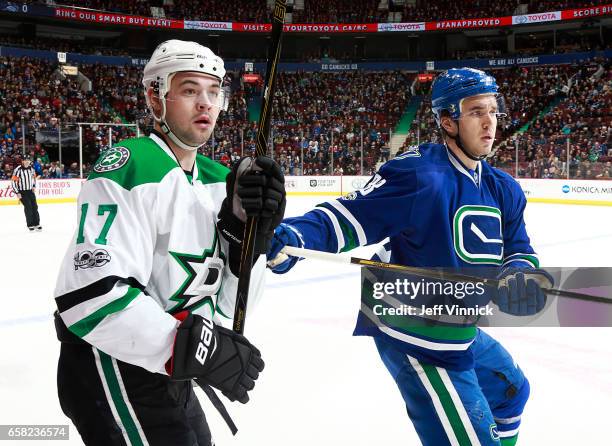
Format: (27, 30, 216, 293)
(12, 155, 42, 232)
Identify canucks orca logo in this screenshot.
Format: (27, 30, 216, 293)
(490, 424, 500, 440)
(453, 205, 503, 265)
(395, 147, 421, 159)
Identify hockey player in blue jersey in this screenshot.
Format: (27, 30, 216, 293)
(267, 68, 553, 446)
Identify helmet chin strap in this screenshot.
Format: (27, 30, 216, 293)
(448, 121, 487, 162)
(160, 120, 203, 152)
(154, 97, 205, 152)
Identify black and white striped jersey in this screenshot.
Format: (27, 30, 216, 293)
(11, 165, 37, 192)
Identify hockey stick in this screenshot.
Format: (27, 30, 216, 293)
(278, 246, 612, 305)
(233, 0, 287, 334)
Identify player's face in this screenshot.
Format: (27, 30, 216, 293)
(457, 94, 498, 157)
(164, 72, 222, 147)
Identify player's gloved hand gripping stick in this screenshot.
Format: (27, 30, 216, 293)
(169, 3, 288, 435)
(166, 153, 285, 426)
(218, 156, 286, 276)
(167, 4, 288, 426)
(232, 0, 288, 335)
(166, 310, 265, 435)
(267, 223, 304, 273)
(495, 268, 553, 316)
(166, 311, 264, 404)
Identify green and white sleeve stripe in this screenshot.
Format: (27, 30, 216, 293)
(315, 200, 367, 253)
(502, 253, 539, 268)
(326, 200, 367, 246)
(315, 206, 345, 252)
(57, 278, 178, 374)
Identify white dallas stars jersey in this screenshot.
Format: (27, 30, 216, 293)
(54, 133, 265, 374)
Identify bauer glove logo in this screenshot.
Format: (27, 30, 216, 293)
(195, 318, 217, 366)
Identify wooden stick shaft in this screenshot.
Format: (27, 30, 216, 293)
(281, 246, 611, 305)
(233, 0, 287, 334)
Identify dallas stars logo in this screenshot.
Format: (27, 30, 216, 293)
(168, 235, 225, 315)
(93, 147, 130, 173)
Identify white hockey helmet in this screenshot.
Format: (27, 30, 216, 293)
(142, 40, 228, 151)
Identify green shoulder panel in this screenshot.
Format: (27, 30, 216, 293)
(88, 137, 178, 190)
(195, 154, 230, 185)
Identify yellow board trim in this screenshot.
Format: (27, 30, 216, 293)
(286, 193, 612, 205)
(1, 195, 611, 206)
(286, 192, 343, 196)
(526, 198, 612, 207)
(0, 197, 78, 206)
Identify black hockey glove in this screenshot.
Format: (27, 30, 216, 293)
(167, 312, 264, 404)
(217, 156, 286, 275)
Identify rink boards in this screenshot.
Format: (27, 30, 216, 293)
(1, 177, 611, 206)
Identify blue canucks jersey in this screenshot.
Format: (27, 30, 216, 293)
(284, 143, 539, 369)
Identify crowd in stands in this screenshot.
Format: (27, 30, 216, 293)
(167, 0, 269, 23)
(396, 61, 608, 160)
(496, 64, 578, 134)
(292, 0, 385, 24)
(0, 36, 133, 58)
(527, 1, 602, 14)
(450, 31, 606, 61)
(199, 70, 409, 176)
(400, 0, 518, 23)
(24, 0, 602, 23)
(400, 1, 599, 23)
(1, 32, 605, 66)
(269, 71, 409, 175)
(491, 60, 611, 179)
(0, 53, 408, 179)
(0, 52, 609, 182)
(0, 56, 144, 180)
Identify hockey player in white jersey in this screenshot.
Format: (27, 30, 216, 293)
(53, 40, 286, 446)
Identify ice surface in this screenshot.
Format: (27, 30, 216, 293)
(1, 198, 611, 445)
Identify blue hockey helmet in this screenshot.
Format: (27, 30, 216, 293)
(431, 68, 503, 125)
